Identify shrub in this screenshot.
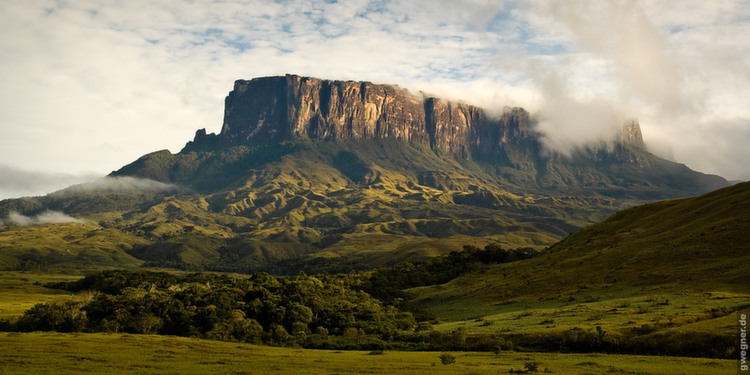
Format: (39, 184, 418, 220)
(524, 361, 540, 372)
(439, 353, 456, 365)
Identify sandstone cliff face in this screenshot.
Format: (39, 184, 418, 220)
(209, 74, 646, 160)
(618, 119, 644, 148)
(217, 74, 534, 159)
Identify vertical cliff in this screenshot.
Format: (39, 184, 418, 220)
(216, 74, 534, 159)
(618, 119, 645, 148)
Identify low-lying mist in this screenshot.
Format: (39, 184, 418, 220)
(0, 210, 83, 227)
(52, 176, 177, 196)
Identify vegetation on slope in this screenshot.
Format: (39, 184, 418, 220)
(361, 245, 537, 304)
(1, 139, 645, 273)
(408, 182, 750, 358)
(4, 240, 743, 358)
(0, 223, 145, 273)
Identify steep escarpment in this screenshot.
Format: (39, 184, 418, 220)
(209, 74, 533, 159)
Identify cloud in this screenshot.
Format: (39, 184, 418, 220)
(528, 63, 627, 155)
(0, 0, 505, 176)
(541, 1, 688, 113)
(51, 176, 177, 196)
(0, 210, 84, 227)
(0, 0, 748, 181)
(511, 0, 750, 178)
(0, 165, 174, 200)
(0, 164, 100, 200)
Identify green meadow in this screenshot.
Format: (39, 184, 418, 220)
(0, 332, 735, 375)
(0, 272, 78, 320)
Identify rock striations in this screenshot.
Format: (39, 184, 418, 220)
(195, 74, 648, 161)
(618, 119, 644, 148)
(198, 74, 533, 159)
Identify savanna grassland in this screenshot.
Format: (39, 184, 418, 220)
(0, 272, 78, 320)
(0, 332, 735, 375)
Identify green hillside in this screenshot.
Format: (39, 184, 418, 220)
(409, 181, 750, 354)
(2, 139, 678, 273)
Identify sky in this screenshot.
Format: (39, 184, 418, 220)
(1, 0, 749, 199)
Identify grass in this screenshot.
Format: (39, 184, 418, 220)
(409, 182, 750, 343)
(430, 289, 749, 338)
(0, 272, 79, 320)
(0, 223, 145, 273)
(0, 332, 736, 375)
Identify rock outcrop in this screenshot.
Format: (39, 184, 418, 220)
(189, 74, 648, 161)
(212, 74, 533, 159)
(618, 119, 644, 148)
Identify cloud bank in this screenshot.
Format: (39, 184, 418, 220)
(0, 210, 84, 227)
(0, 0, 748, 182)
(518, 0, 750, 178)
(0, 164, 100, 200)
(0, 166, 174, 200)
(53, 176, 177, 196)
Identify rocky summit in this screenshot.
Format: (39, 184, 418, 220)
(0, 75, 729, 273)
(211, 75, 532, 160)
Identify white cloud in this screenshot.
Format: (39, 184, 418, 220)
(0, 164, 100, 200)
(0, 0, 748, 187)
(52, 176, 177, 196)
(0, 165, 176, 200)
(0, 210, 84, 227)
(512, 0, 750, 178)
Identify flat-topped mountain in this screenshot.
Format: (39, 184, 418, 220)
(0, 75, 729, 273)
(209, 75, 532, 159)
(135, 75, 723, 199)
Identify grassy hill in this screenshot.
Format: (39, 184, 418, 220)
(409, 181, 750, 354)
(0, 137, 726, 273)
(0, 272, 78, 320)
(0, 223, 145, 273)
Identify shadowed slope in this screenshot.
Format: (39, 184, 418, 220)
(410, 182, 750, 349)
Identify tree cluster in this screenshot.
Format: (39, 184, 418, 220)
(15, 270, 415, 349)
(360, 244, 537, 303)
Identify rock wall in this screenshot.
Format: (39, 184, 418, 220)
(210, 74, 640, 158)
(217, 75, 534, 158)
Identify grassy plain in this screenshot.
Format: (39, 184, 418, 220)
(0, 332, 736, 375)
(0, 272, 79, 320)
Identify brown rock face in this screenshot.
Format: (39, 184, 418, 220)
(218, 74, 533, 158)
(618, 119, 644, 148)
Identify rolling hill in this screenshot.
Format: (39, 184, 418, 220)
(408, 181, 750, 356)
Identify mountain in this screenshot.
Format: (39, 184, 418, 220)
(0, 74, 728, 273)
(128, 74, 723, 198)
